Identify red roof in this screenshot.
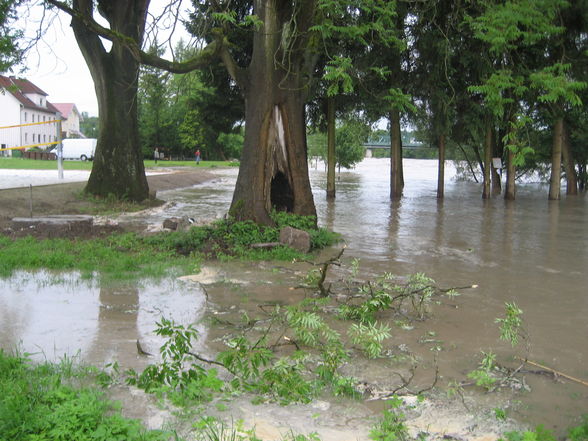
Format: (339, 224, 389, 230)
(52, 103, 77, 119)
(10, 78, 48, 96)
(0, 75, 60, 114)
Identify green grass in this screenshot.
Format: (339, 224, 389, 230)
(145, 160, 239, 169)
(0, 214, 341, 280)
(0, 157, 93, 170)
(75, 192, 164, 215)
(0, 234, 196, 280)
(0, 157, 238, 171)
(0, 350, 171, 441)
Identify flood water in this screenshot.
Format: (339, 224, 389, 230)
(1, 158, 586, 435)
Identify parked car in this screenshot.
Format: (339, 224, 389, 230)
(60, 138, 97, 161)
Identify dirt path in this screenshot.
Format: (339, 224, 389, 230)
(0, 168, 216, 231)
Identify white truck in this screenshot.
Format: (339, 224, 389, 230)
(60, 138, 97, 161)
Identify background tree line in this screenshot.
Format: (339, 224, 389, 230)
(133, 0, 587, 201)
(3, 0, 587, 211)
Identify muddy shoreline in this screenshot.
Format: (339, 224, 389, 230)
(0, 168, 217, 234)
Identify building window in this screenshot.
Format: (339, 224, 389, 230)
(24, 133, 27, 142)
(32, 114, 35, 123)
(24, 112, 27, 122)
(43, 135, 46, 143)
(43, 116, 46, 122)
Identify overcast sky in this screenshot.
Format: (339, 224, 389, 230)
(14, 1, 192, 117)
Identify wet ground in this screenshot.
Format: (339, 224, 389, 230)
(1, 159, 587, 439)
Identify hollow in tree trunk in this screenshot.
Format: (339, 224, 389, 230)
(228, 1, 317, 225)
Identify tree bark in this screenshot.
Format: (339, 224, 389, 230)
(504, 147, 516, 200)
(326, 96, 336, 199)
(390, 109, 403, 199)
(482, 124, 492, 199)
(228, 0, 317, 225)
(561, 120, 577, 195)
(491, 127, 502, 196)
(548, 117, 563, 200)
(579, 163, 587, 192)
(71, 0, 149, 201)
(437, 133, 445, 199)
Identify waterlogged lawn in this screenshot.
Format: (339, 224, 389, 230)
(0, 234, 195, 280)
(0, 351, 171, 441)
(0, 215, 340, 279)
(0, 157, 237, 170)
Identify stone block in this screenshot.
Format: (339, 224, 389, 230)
(279, 226, 311, 253)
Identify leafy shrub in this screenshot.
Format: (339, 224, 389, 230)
(500, 425, 556, 441)
(0, 350, 168, 441)
(369, 397, 410, 441)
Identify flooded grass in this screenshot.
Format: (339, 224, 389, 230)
(0, 214, 339, 280)
(0, 234, 196, 281)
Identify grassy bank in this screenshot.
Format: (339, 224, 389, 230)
(0, 214, 340, 280)
(0, 157, 238, 171)
(0, 350, 171, 441)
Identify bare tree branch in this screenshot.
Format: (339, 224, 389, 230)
(44, 0, 224, 74)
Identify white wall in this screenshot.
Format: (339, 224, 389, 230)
(62, 108, 81, 137)
(0, 92, 22, 156)
(21, 109, 59, 148)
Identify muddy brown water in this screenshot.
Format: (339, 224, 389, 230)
(1, 159, 587, 437)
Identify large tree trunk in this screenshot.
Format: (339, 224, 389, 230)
(71, 0, 149, 201)
(326, 96, 336, 199)
(437, 133, 445, 199)
(561, 121, 578, 195)
(390, 110, 403, 199)
(548, 117, 564, 200)
(229, 0, 316, 225)
(482, 124, 492, 199)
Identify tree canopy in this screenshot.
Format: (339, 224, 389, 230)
(0, 0, 23, 72)
(16, 0, 588, 212)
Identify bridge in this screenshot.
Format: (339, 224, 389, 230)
(364, 135, 433, 157)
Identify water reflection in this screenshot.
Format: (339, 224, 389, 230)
(0, 275, 207, 366)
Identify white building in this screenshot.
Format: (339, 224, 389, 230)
(53, 103, 84, 138)
(0, 75, 61, 156)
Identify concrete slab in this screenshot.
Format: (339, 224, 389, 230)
(11, 215, 94, 236)
(12, 215, 94, 226)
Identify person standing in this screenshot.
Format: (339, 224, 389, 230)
(154, 147, 159, 164)
(195, 149, 201, 165)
